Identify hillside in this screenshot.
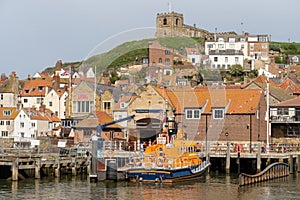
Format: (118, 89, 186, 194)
(43, 37, 203, 74)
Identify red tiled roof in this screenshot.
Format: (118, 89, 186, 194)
(157, 86, 262, 114)
(94, 111, 120, 128)
(20, 79, 52, 97)
(279, 77, 300, 94)
(274, 96, 300, 107)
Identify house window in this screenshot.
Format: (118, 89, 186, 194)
(159, 58, 162, 63)
(225, 57, 228, 63)
(213, 109, 224, 119)
(25, 90, 29, 94)
(250, 44, 254, 50)
(185, 109, 201, 119)
(235, 57, 239, 63)
(3, 110, 11, 116)
(20, 122, 25, 128)
(37, 98, 44, 104)
(207, 44, 213, 49)
(104, 102, 111, 110)
(24, 99, 28, 103)
(165, 58, 170, 65)
(214, 57, 218, 62)
(84, 129, 93, 137)
(192, 58, 195, 63)
(31, 123, 35, 127)
(277, 108, 289, 115)
(21, 132, 24, 137)
(1, 131, 8, 137)
(165, 50, 170, 55)
(218, 44, 224, 49)
(229, 44, 235, 49)
(262, 44, 267, 49)
(241, 44, 245, 49)
(0, 121, 4, 125)
(6, 121, 10, 125)
(73, 101, 94, 113)
(120, 102, 125, 108)
(38, 86, 43, 92)
(0, 94, 3, 100)
(49, 101, 53, 107)
(55, 111, 58, 116)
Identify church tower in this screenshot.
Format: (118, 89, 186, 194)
(156, 12, 184, 37)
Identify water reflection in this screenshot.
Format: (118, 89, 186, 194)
(0, 174, 300, 200)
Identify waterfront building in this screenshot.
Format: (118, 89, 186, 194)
(270, 96, 300, 139)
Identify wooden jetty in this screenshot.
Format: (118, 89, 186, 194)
(0, 148, 90, 181)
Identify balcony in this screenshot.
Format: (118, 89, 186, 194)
(270, 115, 300, 123)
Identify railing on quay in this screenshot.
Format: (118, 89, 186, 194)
(238, 162, 289, 186)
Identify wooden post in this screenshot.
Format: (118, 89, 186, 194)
(55, 156, 60, 178)
(72, 158, 77, 176)
(290, 155, 294, 174)
(298, 154, 300, 173)
(11, 158, 18, 181)
(35, 158, 41, 179)
(257, 142, 261, 173)
(237, 152, 241, 174)
(87, 155, 91, 175)
(226, 141, 230, 174)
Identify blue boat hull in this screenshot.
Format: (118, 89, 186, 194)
(127, 162, 210, 183)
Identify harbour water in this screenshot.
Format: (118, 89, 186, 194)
(1, 173, 300, 200)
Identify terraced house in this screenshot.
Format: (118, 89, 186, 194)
(127, 85, 267, 147)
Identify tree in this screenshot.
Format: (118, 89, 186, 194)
(229, 65, 244, 77)
(109, 71, 119, 84)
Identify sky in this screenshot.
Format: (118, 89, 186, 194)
(1, 0, 300, 79)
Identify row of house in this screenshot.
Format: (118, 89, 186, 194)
(0, 67, 299, 148)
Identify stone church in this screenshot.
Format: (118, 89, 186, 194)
(155, 12, 211, 38)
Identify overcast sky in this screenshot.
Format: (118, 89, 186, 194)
(1, 0, 300, 79)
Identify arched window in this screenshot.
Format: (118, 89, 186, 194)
(176, 18, 179, 26)
(163, 18, 167, 25)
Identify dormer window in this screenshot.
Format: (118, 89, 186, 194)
(213, 108, 225, 119)
(25, 90, 29, 94)
(185, 109, 201, 119)
(3, 110, 12, 116)
(38, 86, 43, 92)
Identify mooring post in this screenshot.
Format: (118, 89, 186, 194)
(55, 156, 60, 178)
(290, 155, 294, 174)
(226, 141, 230, 174)
(11, 158, 19, 181)
(86, 155, 91, 175)
(90, 135, 98, 180)
(237, 152, 241, 174)
(35, 158, 41, 179)
(72, 158, 77, 176)
(257, 142, 261, 173)
(298, 154, 300, 173)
